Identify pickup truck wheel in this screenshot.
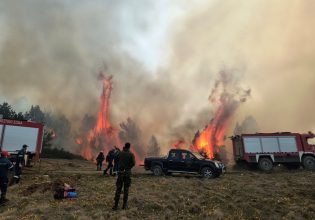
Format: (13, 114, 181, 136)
(201, 167, 215, 179)
(303, 156, 315, 170)
(258, 157, 273, 171)
(152, 165, 163, 176)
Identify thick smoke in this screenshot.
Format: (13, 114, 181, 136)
(234, 116, 260, 135)
(119, 117, 144, 158)
(168, 1, 315, 136)
(190, 69, 250, 160)
(147, 135, 161, 157)
(1, 1, 315, 157)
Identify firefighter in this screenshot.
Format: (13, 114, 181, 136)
(96, 151, 105, 171)
(103, 147, 115, 176)
(112, 142, 135, 210)
(0, 150, 13, 204)
(14, 144, 28, 183)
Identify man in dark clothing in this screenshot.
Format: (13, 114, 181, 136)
(0, 150, 13, 204)
(14, 144, 28, 183)
(96, 151, 105, 171)
(112, 146, 121, 176)
(112, 142, 135, 210)
(103, 148, 115, 176)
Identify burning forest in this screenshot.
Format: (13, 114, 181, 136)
(76, 72, 121, 161)
(191, 70, 251, 159)
(168, 69, 250, 161)
(76, 72, 146, 164)
(76, 68, 249, 163)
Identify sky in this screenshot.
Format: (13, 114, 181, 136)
(0, 0, 314, 153)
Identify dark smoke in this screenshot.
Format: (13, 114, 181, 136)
(234, 116, 260, 135)
(147, 135, 161, 156)
(119, 117, 145, 158)
(78, 114, 96, 135)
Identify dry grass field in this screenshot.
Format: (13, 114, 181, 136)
(0, 159, 314, 220)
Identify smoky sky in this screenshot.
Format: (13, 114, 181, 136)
(1, 1, 315, 154)
(168, 1, 315, 135)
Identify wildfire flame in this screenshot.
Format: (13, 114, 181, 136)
(78, 72, 143, 163)
(80, 72, 121, 160)
(191, 70, 250, 159)
(192, 104, 228, 159)
(172, 140, 187, 149)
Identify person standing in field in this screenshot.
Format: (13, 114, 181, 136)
(14, 144, 28, 183)
(112, 142, 135, 210)
(96, 151, 105, 171)
(103, 147, 115, 176)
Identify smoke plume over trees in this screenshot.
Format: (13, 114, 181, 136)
(1, 1, 315, 157)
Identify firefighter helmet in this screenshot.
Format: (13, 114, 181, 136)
(1, 150, 10, 157)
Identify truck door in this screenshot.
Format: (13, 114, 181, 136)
(184, 152, 200, 172)
(167, 151, 185, 171)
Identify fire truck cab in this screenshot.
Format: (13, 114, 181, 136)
(232, 132, 315, 171)
(0, 119, 44, 165)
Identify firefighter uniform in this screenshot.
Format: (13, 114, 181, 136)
(14, 145, 28, 183)
(96, 151, 105, 171)
(0, 152, 13, 204)
(112, 143, 135, 210)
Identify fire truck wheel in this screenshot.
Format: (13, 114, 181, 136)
(302, 156, 315, 170)
(201, 167, 215, 178)
(258, 157, 273, 171)
(152, 165, 163, 176)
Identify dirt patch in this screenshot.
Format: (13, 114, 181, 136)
(21, 181, 52, 196)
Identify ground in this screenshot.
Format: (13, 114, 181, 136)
(0, 159, 314, 220)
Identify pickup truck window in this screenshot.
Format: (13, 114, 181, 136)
(181, 152, 195, 160)
(186, 153, 196, 160)
(168, 151, 179, 160)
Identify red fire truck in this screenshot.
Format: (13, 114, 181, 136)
(232, 132, 315, 171)
(0, 119, 44, 164)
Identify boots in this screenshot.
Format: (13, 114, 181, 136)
(112, 199, 119, 211)
(122, 188, 129, 210)
(0, 194, 8, 205)
(14, 176, 20, 184)
(122, 201, 128, 210)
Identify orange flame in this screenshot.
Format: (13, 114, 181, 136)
(172, 140, 187, 149)
(80, 72, 121, 160)
(191, 70, 249, 159)
(192, 105, 228, 159)
(76, 137, 83, 145)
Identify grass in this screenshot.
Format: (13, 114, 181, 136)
(1, 159, 314, 220)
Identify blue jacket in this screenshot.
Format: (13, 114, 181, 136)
(16, 148, 26, 165)
(106, 149, 115, 163)
(0, 157, 13, 177)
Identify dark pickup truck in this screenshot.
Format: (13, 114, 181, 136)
(144, 149, 225, 178)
